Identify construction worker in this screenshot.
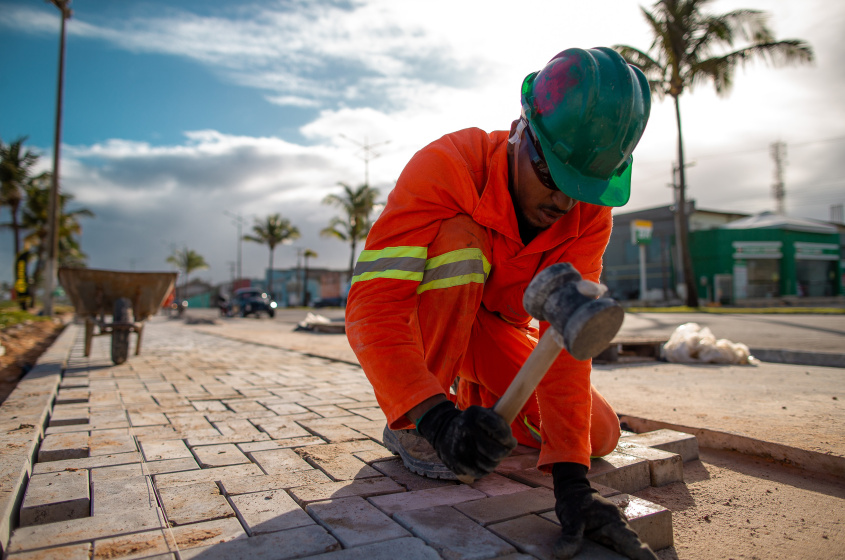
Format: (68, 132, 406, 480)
(346, 47, 655, 560)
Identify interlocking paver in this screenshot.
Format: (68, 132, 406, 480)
(230, 488, 315, 535)
(469, 473, 531, 497)
(394, 505, 516, 560)
(236, 436, 325, 453)
(220, 471, 332, 495)
(139, 439, 193, 461)
(248, 448, 313, 475)
(158, 481, 235, 526)
(371, 458, 457, 491)
(307, 496, 411, 547)
(32, 452, 142, 475)
(289, 477, 405, 505)
(368, 485, 486, 515)
(453, 487, 556, 526)
(91, 475, 157, 515)
(153, 463, 263, 488)
(192, 443, 250, 468)
(92, 529, 175, 559)
(19, 470, 90, 527)
(177, 525, 338, 560)
(37, 432, 89, 462)
(305, 537, 439, 560)
(616, 442, 684, 487)
(587, 452, 651, 494)
(622, 429, 700, 462)
(5, 542, 92, 560)
(88, 429, 137, 456)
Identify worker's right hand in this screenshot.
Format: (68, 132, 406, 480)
(415, 401, 517, 480)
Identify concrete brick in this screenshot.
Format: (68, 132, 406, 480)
(212, 419, 262, 437)
(394, 504, 516, 560)
(139, 439, 193, 461)
(158, 481, 235, 526)
(608, 494, 673, 551)
(588, 452, 651, 494)
(92, 529, 174, 559)
(19, 470, 90, 527)
(305, 537, 439, 560)
(6, 543, 91, 560)
(623, 429, 699, 462)
(454, 487, 556, 526)
(88, 411, 129, 430)
(369, 485, 485, 515)
(55, 389, 88, 405)
(372, 459, 457, 491)
(249, 448, 313, 475)
(178, 524, 338, 560)
(615, 442, 684, 487)
(236, 436, 325, 453)
(88, 429, 137, 456)
(47, 407, 89, 427)
(37, 432, 89, 462)
(252, 417, 313, 440)
(495, 454, 540, 475)
(487, 514, 561, 560)
(184, 433, 270, 446)
(192, 400, 227, 412)
(230, 488, 315, 535)
(128, 411, 168, 426)
(32, 452, 142, 475)
(297, 417, 369, 443)
(502, 467, 554, 489)
(308, 496, 410, 547)
(153, 463, 263, 488)
(168, 517, 246, 551)
(7, 509, 163, 552)
(469, 473, 532, 497)
(92, 457, 199, 480)
(91, 475, 158, 515)
(192, 443, 250, 467)
(289, 477, 405, 505)
(220, 470, 332, 495)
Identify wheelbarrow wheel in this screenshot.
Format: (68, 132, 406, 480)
(111, 297, 133, 365)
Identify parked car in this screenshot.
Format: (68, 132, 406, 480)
(233, 288, 277, 318)
(312, 297, 343, 308)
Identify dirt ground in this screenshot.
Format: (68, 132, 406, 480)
(638, 448, 844, 560)
(0, 318, 66, 404)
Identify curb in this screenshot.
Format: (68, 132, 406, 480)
(619, 414, 844, 479)
(750, 348, 845, 369)
(0, 323, 79, 556)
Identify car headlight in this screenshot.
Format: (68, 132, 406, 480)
(270, 302, 277, 309)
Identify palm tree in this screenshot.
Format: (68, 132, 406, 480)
(243, 214, 300, 300)
(166, 247, 209, 301)
(321, 182, 380, 279)
(0, 137, 39, 263)
(22, 173, 94, 295)
(302, 248, 317, 306)
(614, 0, 813, 307)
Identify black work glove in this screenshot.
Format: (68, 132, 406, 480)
(416, 401, 517, 480)
(553, 462, 658, 560)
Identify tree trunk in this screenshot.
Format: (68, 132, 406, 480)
(348, 239, 356, 282)
(268, 247, 275, 301)
(674, 95, 699, 308)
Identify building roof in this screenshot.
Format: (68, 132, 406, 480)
(721, 211, 838, 234)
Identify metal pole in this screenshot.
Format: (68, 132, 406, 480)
(44, 1, 71, 317)
(639, 243, 647, 302)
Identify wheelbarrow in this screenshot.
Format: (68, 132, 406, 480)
(58, 267, 177, 365)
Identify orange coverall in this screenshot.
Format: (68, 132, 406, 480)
(345, 128, 620, 469)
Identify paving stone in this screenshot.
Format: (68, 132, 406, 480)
(88, 411, 129, 430)
(616, 442, 684, 487)
(236, 436, 325, 453)
(5, 543, 92, 560)
(489, 514, 628, 560)
(55, 389, 89, 405)
(588, 452, 651, 494)
(88, 429, 137, 456)
(178, 524, 339, 560)
(369, 484, 486, 515)
(19, 470, 90, 527)
(168, 517, 246, 551)
(252, 417, 313, 440)
(249, 448, 314, 475)
(158, 481, 235, 526)
(297, 417, 369, 443)
(607, 494, 673, 551)
(469, 473, 532, 497)
(308, 496, 410, 547)
(290, 477, 405, 505)
(212, 419, 262, 437)
(500, 466, 554, 489)
(220, 470, 332, 495)
(305, 537, 438, 560)
(37, 432, 89, 462)
(495, 453, 541, 475)
(91, 475, 158, 515)
(92, 457, 199, 480)
(230, 488, 315, 535)
(47, 407, 89, 427)
(140, 439, 193, 461)
(32, 452, 140, 475)
(153, 463, 263, 488)
(7, 509, 163, 552)
(623, 429, 700, 462)
(371, 458, 458, 491)
(192, 400, 228, 412)
(394, 504, 516, 560)
(192, 443, 251, 468)
(185, 432, 270, 446)
(92, 529, 175, 559)
(128, 411, 169, 427)
(454, 487, 556, 526)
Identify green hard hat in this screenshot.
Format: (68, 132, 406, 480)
(521, 47, 651, 207)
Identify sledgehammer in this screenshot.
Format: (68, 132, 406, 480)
(492, 263, 625, 426)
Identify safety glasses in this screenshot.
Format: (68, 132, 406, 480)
(523, 122, 559, 192)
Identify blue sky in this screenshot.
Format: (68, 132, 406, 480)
(1, 0, 843, 287)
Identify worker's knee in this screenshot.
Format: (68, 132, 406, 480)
(590, 420, 621, 458)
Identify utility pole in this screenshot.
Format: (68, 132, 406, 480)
(339, 135, 390, 185)
(224, 211, 247, 282)
(770, 141, 787, 215)
(43, 0, 72, 317)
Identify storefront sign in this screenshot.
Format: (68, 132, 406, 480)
(794, 242, 839, 261)
(630, 219, 653, 245)
(732, 241, 782, 259)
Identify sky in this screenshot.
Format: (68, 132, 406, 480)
(1, 0, 843, 288)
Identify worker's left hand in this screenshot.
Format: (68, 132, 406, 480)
(553, 462, 657, 560)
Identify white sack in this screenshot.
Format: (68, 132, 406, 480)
(661, 322, 758, 365)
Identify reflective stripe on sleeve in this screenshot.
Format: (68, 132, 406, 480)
(351, 246, 427, 284)
(417, 248, 490, 294)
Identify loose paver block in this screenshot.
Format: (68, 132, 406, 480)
(37, 432, 89, 462)
(249, 448, 313, 475)
(587, 452, 651, 494)
(32, 452, 142, 475)
(19, 470, 90, 527)
(454, 487, 556, 525)
(307, 496, 410, 547)
(220, 470, 332, 495)
(623, 429, 699, 462)
(394, 504, 516, 560)
(178, 524, 339, 560)
(88, 429, 137, 456)
(128, 411, 169, 427)
(168, 517, 246, 551)
(140, 439, 193, 461)
(92, 529, 176, 559)
(305, 537, 439, 560)
(289, 476, 405, 505)
(158, 481, 235, 526)
(368, 484, 485, 515)
(91, 475, 158, 515)
(48, 406, 89, 427)
(608, 494, 673, 551)
(615, 442, 684, 487)
(6, 543, 92, 560)
(192, 443, 250, 468)
(230, 489, 314, 535)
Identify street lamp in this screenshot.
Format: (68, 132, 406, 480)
(223, 210, 247, 284)
(43, 0, 72, 317)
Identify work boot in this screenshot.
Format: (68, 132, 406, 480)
(382, 425, 458, 480)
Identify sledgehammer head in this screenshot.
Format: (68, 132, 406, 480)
(523, 263, 624, 360)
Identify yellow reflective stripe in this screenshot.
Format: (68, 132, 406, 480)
(416, 248, 489, 294)
(352, 269, 424, 284)
(417, 273, 487, 294)
(425, 248, 491, 275)
(357, 246, 427, 262)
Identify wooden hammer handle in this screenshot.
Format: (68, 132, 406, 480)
(492, 328, 564, 425)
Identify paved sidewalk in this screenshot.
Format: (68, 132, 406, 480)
(1, 318, 695, 559)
